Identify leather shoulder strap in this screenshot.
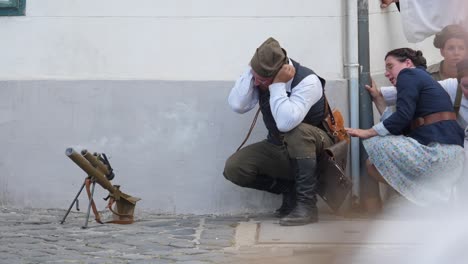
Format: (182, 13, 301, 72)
(454, 85, 463, 116)
(236, 107, 261, 151)
(323, 96, 335, 126)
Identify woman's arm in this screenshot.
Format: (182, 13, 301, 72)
(345, 127, 378, 139)
(381, 78, 458, 106)
(382, 70, 420, 135)
(366, 79, 388, 115)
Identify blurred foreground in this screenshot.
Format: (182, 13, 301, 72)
(2, 196, 465, 264)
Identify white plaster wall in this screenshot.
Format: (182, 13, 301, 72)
(0, 81, 262, 214)
(0, 0, 344, 80)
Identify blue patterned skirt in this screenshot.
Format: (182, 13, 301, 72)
(363, 136, 464, 206)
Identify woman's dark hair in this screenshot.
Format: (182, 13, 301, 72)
(385, 48, 427, 69)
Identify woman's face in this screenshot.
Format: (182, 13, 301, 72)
(384, 56, 413, 86)
(441, 38, 466, 67)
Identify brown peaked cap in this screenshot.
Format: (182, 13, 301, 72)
(250, 37, 288, 77)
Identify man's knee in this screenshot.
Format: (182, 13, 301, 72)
(223, 155, 250, 187)
(223, 155, 237, 181)
(284, 123, 325, 158)
(284, 123, 310, 141)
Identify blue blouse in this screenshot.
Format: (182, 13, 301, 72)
(382, 67, 464, 146)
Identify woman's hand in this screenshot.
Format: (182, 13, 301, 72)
(345, 128, 378, 139)
(366, 79, 387, 115)
(380, 0, 399, 8)
(366, 79, 381, 99)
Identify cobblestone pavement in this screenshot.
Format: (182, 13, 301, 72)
(0, 206, 431, 264)
(0, 207, 255, 264)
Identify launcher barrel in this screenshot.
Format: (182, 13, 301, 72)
(66, 148, 140, 205)
(81, 149, 111, 176)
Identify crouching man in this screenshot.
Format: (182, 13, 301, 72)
(223, 37, 333, 226)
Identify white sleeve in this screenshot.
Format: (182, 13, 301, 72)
(228, 67, 259, 114)
(380, 106, 394, 122)
(400, 0, 468, 43)
(438, 78, 459, 104)
(268, 74, 323, 132)
(373, 122, 391, 136)
(380, 86, 397, 106)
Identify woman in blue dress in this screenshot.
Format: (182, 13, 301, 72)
(346, 48, 465, 206)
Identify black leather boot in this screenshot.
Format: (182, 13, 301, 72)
(274, 189, 296, 218)
(250, 175, 294, 195)
(251, 176, 296, 217)
(280, 158, 319, 226)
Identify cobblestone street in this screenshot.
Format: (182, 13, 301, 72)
(2, 205, 461, 264)
(0, 207, 249, 264)
(0, 207, 383, 264)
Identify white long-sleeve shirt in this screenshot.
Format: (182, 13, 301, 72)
(228, 60, 323, 132)
(399, 0, 468, 43)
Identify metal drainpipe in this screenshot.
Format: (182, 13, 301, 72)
(346, 0, 361, 206)
(358, 0, 379, 206)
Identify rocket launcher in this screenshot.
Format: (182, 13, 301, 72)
(64, 148, 140, 226)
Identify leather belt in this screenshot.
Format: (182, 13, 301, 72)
(411, 111, 456, 130)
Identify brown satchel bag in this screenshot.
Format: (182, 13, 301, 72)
(317, 140, 352, 212)
(317, 97, 352, 212)
(323, 98, 350, 143)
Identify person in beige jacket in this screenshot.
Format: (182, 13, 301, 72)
(426, 25, 468, 81)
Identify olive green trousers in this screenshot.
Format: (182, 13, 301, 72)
(223, 123, 333, 188)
